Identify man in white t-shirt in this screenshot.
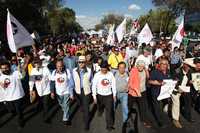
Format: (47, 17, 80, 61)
(92, 61, 116, 131)
(29, 58, 51, 123)
(0, 61, 25, 128)
(50, 60, 74, 126)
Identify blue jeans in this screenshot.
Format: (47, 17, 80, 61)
(115, 92, 128, 122)
(57, 94, 70, 121)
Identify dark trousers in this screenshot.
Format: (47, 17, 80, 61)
(181, 93, 192, 121)
(151, 94, 165, 125)
(5, 98, 24, 126)
(37, 94, 50, 121)
(128, 92, 150, 122)
(97, 94, 114, 128)
(76, 90, 91, 128)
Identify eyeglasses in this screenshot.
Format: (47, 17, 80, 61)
(160, 63, 168, 65)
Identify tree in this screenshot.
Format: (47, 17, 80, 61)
(0, 0, 82, 40)
(95, 13, 133, 32)
(152, 0, 200, 16)
(138, 9, 176, 35)
(101, 13, 124, 26)
(95, 24, 104, 31)
(185, 22, 200, 33)
(152, 0, 200, 33)
(48, 7, 82, 36)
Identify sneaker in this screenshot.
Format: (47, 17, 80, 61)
(172, 120, 182, 128)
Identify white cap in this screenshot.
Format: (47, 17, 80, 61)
(183, 58, 195, 67)
(78, 56, 86, 62)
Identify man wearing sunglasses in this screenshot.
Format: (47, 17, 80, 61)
(72, 56, 92, 131)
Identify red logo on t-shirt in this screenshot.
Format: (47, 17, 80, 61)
(57, 77, 65, 83)
(101, 79, 110, 87)
(4, 78, 11, 88)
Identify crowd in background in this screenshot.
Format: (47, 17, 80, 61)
(0, 33, 200, 132)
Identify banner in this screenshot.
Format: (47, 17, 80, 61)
(171, 18, 184, 50)
(116, 18, 127, 43)
(7, 9, 34, 53)
(106, 24, 115, 45)
(137, 23, 153, 45)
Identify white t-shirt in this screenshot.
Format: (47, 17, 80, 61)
(126, 47, 138, 59)
(51, 69, 72, 96)
(92, 71, 116, 98)
(135, 54, 152, 69)
(0, 71, 25, 102)
(29, 67, 51, 96)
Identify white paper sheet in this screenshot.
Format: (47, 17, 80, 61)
(157, 80, 177, 101)
(192, 73, 200, 91)
(179, 86, 190, 92)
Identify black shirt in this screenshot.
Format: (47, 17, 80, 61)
(149, 69, 171, 97)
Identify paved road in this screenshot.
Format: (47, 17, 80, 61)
(0, 101, 200, 133)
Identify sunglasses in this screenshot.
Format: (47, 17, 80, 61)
(78, 61, 85, 64)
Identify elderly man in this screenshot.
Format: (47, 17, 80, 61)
(171, 58, 195, 128)
(148, 58, 171, 127)
(72, 56, 92, 131)
(192, 58, 200, 113)
(50, 60, 74, 126)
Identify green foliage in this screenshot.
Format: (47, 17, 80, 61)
(152, 0, 200, 33)
(47, 7, 82, 35)
(95, 13, 133, 32)
(138, 9, 176, 35)
(152, 0, 200, 16)
(0, 0, 82, 40)
(185, 22, 200, 33)
(101, 13, 124, 26)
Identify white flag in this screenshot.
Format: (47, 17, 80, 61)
(137, 23, 153, 45)
(106, 24, 115, 45)
(7, 9, 34, 53)
(171, 18, 184, 50)
(116, 18, 127, 43)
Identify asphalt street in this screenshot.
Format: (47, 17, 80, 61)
(0, 100, 200, 133)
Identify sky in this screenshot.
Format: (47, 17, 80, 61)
(63, 0, 155, 30)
